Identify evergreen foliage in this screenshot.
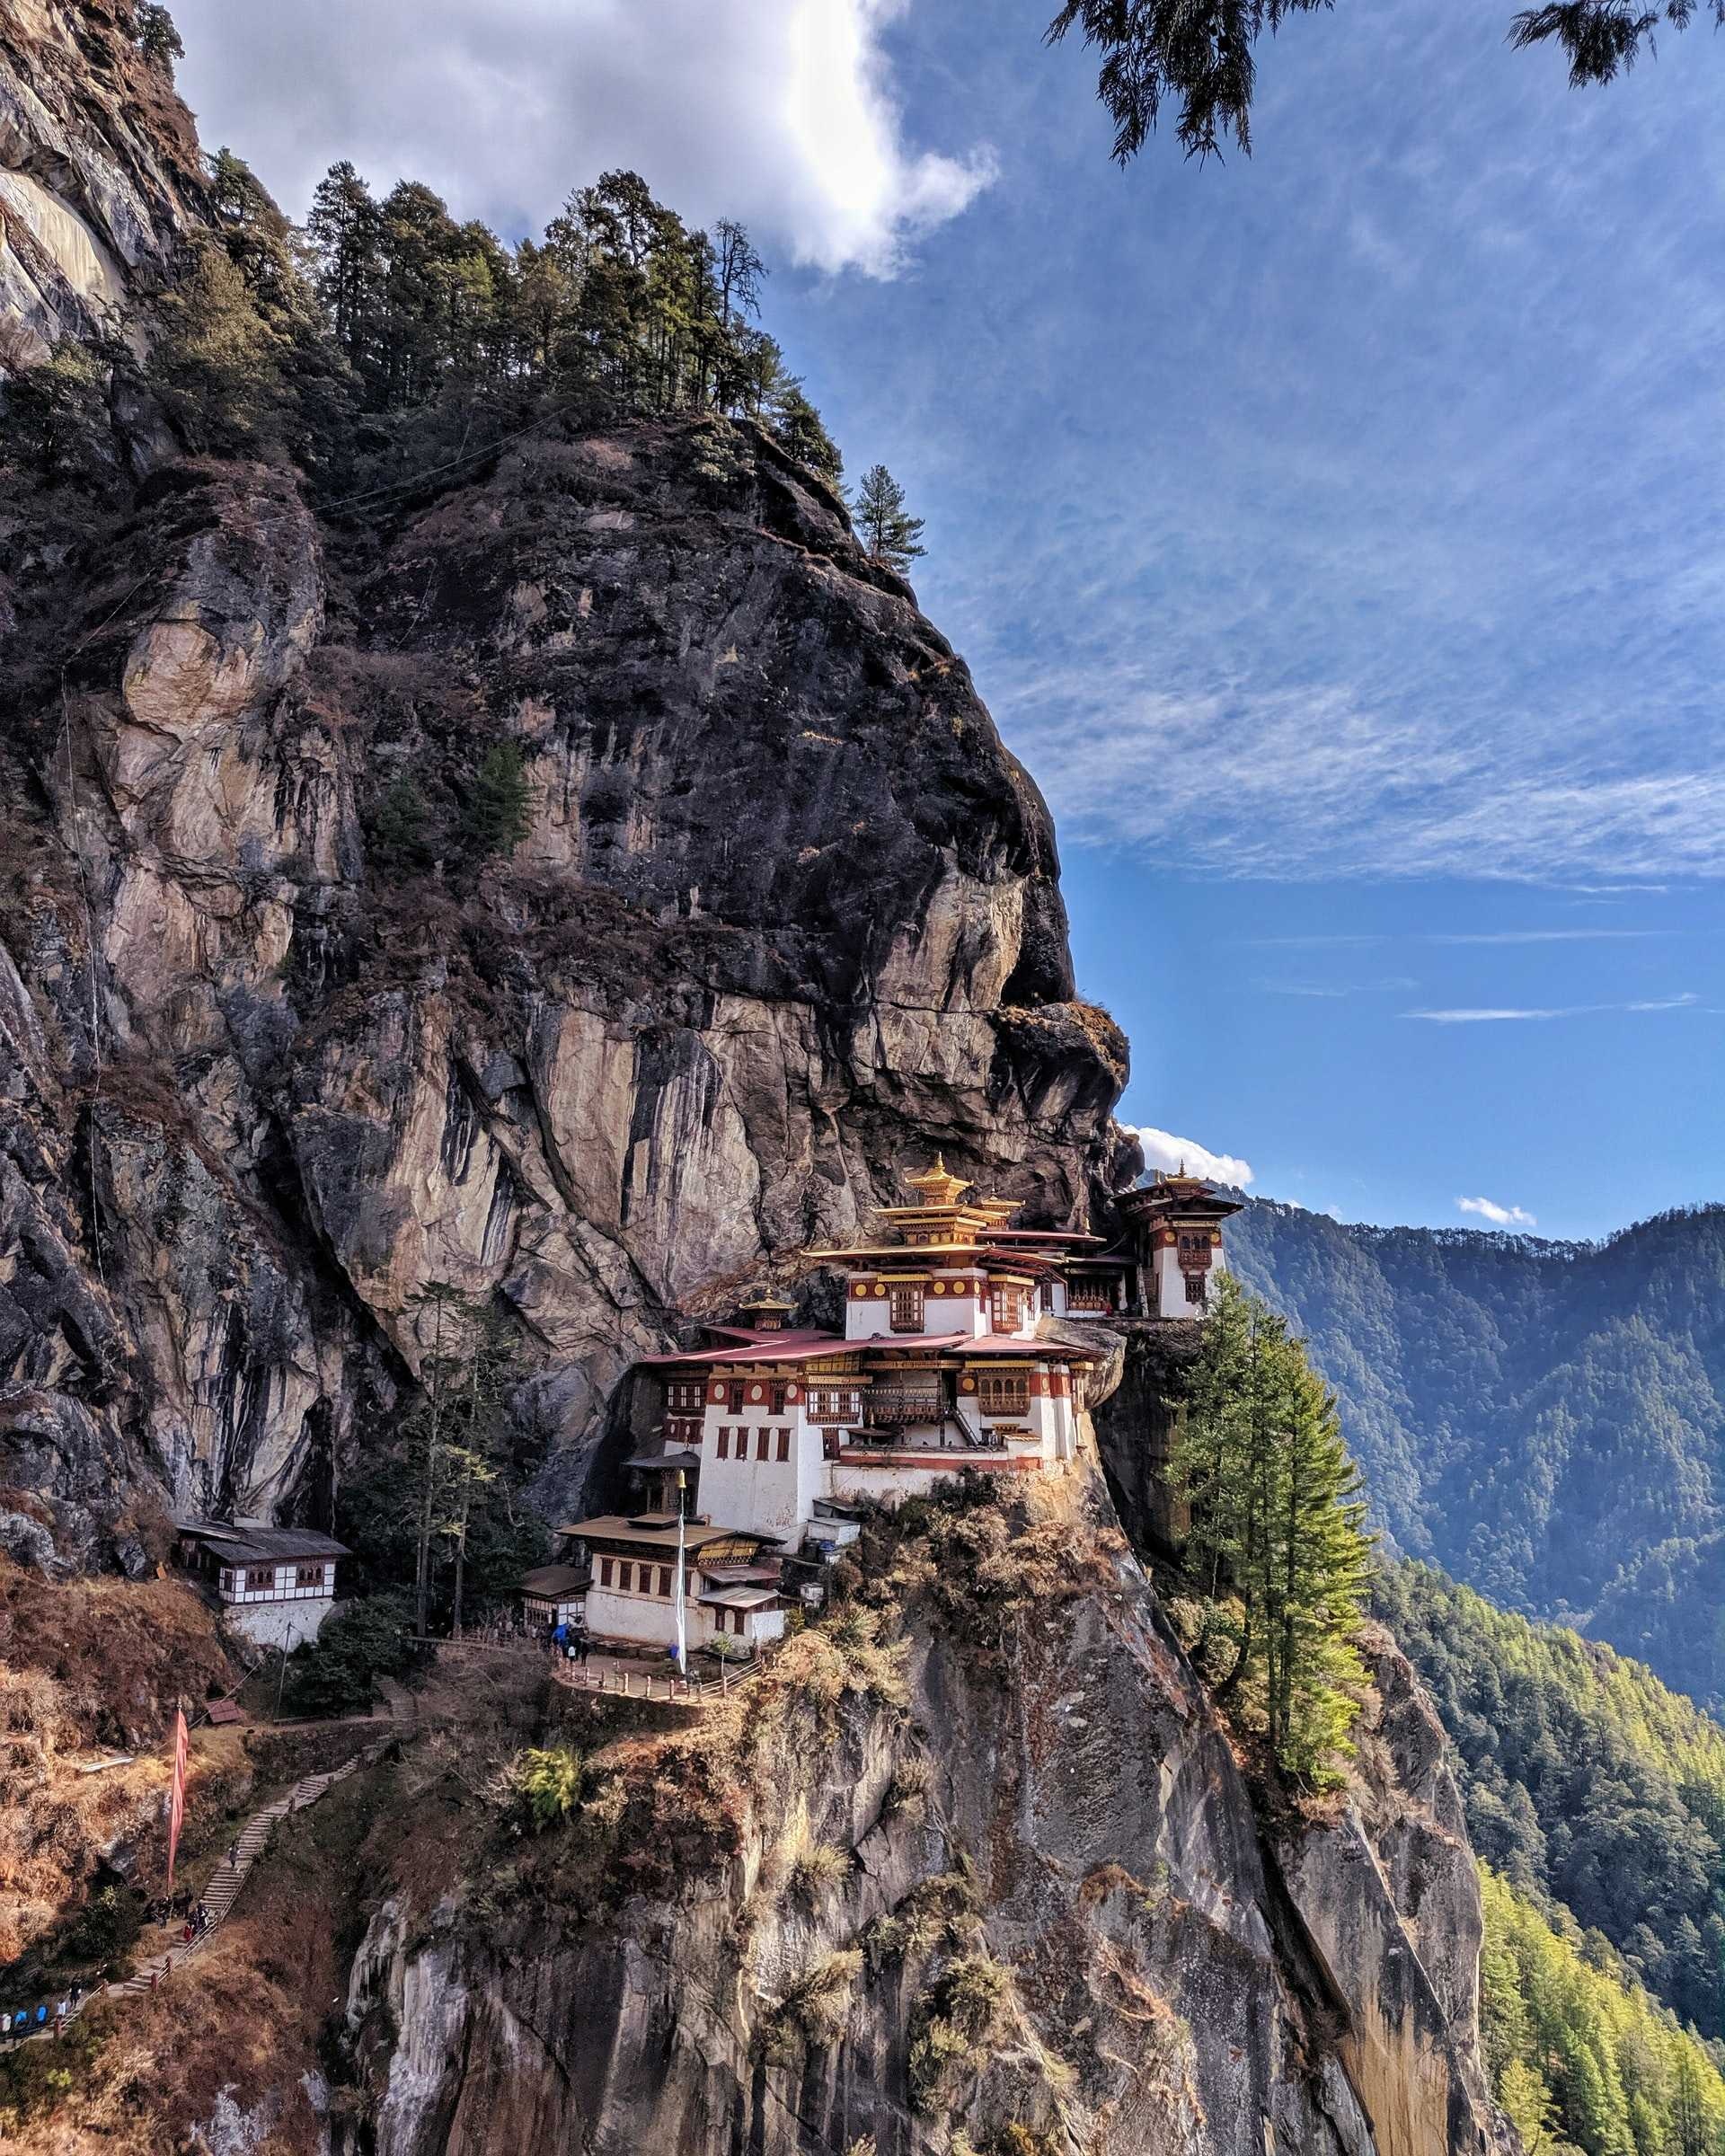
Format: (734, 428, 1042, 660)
(1169, 1276, 1376, 1783)
(133, 4, 184, 75)
(1048, 0, 1724, 164)
(1480, 1863, 1725, 2156)
(854, 464, 927, 571)
(466, 740, 535, 859)
(1376, 1560, 1725, 2039)
(282, 1590, 420, 1717)
(340, 1284, 548, 1631)
(1225, 1199, 1725, 1707)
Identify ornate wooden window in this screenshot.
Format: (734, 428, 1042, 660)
(810, 1386, 861, 1421)
(295, 1563, 324, 1588)
(244, 1566, 276, 1593)
(667, 1380, 705, 1414)
(767, 1380, 789, 1413)
(889, 1286, 924, 1333)
(978, 1372, 1031, 1417)
(726, 1378, 748, 1411)
(989, 1285, 1024, 1333)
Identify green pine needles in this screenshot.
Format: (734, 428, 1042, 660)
(1170, 1276, 1376, 1785)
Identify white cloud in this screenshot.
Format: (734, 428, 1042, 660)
(1125, 1126, 1253, 1188)
(1406, 993, 1697, 1022)
(172, 0, 994, 276)
(1457, 1196, 1537, 1228)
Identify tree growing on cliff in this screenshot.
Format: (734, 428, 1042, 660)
(134, 4, 184, 75)
(854, 464, 926, 573)
(1171, 1276, 1375, 1782)
(467, 740, 535, 857)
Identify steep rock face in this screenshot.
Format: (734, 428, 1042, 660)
(341, 1464, 1508, 2156)
(0, 0, 205, 367)
(0, 424, 1126, 1551)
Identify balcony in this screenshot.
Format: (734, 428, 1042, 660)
(862, 1389, 945, 1427)
(1066, 1292, 1118, 1316)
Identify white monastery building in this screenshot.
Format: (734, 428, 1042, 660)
(172, 1517, 350, 1649)
(560, 1160, 1241, 1659)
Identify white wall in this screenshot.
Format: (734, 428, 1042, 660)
(226, 1595, 336, 1651)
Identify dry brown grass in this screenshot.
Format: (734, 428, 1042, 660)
(0, 1563, 242, 1966)
(0, 1763, 385, 2155)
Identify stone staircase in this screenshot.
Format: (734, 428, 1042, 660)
(14, 1739, 388, 2041)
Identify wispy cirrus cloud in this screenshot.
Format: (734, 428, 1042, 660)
(1406, 993, 1699, 1022)
(1458, 1195, 1537, 1228)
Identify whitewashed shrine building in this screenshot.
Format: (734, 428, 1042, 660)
(172, 1518, 350, 1649)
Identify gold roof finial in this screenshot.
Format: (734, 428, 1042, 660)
(905, 1152, 971, 1206)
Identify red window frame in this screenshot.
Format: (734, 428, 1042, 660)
(775, 1427, 791, 1462)
(889, 1286, 924, 1334)
(717, 1427, 730, 1460)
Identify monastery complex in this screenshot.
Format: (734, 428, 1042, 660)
(560, 1162, 1242, 1661)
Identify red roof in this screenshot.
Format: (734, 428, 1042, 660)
(638, 1329, 845, 1366)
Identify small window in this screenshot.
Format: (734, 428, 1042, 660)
(775, 1427, 791, 1462)
(989, 1285, 1023, 1333)
(658, 1566, 672, 1597)
(768, 1380, 788, 1414)
(219, 1568, 234, 1595)
(756, 1427, 772, 1462)
(726, 1378, 747, 1411)
(717, 1427, 730, 1460)
(889, 1286, 924, 1333)
(618, 1560, 633, 1593)
(599, 1556, 615, 1587)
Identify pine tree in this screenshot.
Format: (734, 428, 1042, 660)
(1170, 1276, 1375, 1783)
(305, 161, 384, 378)
(135, 4, 184, 75)
(465, 741, 535, 857)
(854, 464, 927, 571)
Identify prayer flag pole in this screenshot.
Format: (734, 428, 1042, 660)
(164, 1703, 189, 1894)
(672, 1468, 688, 1677)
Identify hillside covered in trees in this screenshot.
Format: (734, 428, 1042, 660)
(1227, 1199, 1725, 1703)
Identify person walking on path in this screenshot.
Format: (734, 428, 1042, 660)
(577, 1630, 590, 1667)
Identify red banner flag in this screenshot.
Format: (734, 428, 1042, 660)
(165, 1708, 189, 1892)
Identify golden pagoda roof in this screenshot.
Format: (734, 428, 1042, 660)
(902, 1153, 969, 1206)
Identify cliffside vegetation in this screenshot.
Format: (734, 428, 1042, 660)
(1227, 1198, 1725, 1705)
(1164, 1277, 1376, 1784)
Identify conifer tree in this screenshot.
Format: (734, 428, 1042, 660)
(467, 741, 535, 857)
(854, 463, 927, 571)
(1170, 1276, 1375, 1783)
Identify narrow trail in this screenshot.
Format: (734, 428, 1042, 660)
(13, 1739, 389, 2046)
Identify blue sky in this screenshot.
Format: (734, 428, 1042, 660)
(172, 0, 1725, 1241)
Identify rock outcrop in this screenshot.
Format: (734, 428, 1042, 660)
(340, 1462, 1511, 2156)
(0, 0, 206, 367)
(0, 413, 1128, 1553)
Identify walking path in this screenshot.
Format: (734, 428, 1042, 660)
(6, 1738, 388, 2047)
(411, 1630, 776, 1707)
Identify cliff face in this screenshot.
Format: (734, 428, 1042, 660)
(0, 0, 205, 367)
(0, 409, 1128, 1556)
(339, 1464, 1510, 2156)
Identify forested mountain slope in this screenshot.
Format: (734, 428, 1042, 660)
(1376, 1562, 1725, 2037)
(1228, 1198, 1725, 1701)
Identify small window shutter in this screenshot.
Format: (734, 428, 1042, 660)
(776, 1427, 790, 1462)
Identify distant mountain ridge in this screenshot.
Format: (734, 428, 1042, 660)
(1226, 1197, 1725, 1704)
